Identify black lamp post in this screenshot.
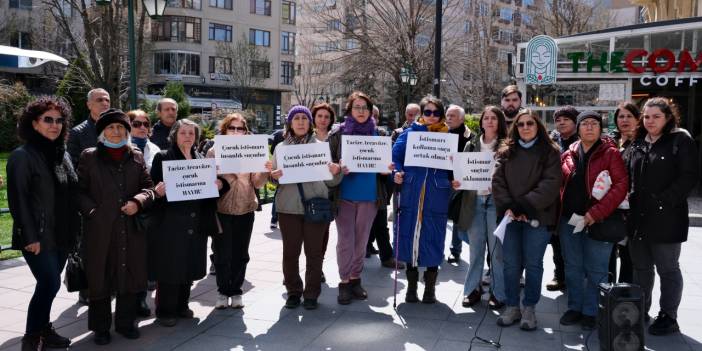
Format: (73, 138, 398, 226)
(399, 66, 417, 110)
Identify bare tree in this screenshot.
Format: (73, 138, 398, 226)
(538, 0, 612, 37)
(216, 34, 270, 111)
(293, 35, 336, 108)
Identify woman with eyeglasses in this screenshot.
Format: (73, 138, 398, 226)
(8, 97, 80, 350)
(127, 110, 160, 171)
(206, 113, 271, 310)
(625, 97, 699, 335)
(492, 109, 561, 331)
(392, 95, 451, 304)
(328, 92, 393, 305)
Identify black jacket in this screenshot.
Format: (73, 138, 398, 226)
(150, 121, 172, 150)
(7, 143, 80, 251)
(625, 129, 699, 243)
(67, 118, 97, 167)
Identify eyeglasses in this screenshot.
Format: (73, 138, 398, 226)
(423, 110, 441, 117)
(516, 120, 536, 128)
(352, 106, 369, 112)
(227, 126, 247, 132)
(131, 120, 150, 129)
(40, 116, 65, 125)
(580, 121, 600, 129)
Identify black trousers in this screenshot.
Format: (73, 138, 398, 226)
(367, 207, 394, 261)
(22, 249, 67, 334)
(550, 234, 565, 281)
(88, 293, 137, 332)
(213, 212, 255, 296)
(608, 244, 633, 283)
(155, 283, 191, 318)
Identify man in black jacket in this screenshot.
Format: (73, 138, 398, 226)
(150, 98, 178, 150)
(67, 88, 110, 167)
(446, 104, 474, 264)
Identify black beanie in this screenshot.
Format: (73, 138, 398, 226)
(554, 106, 578, 124)
(96, 108, 131, 136)
(576, 110, 602, 129)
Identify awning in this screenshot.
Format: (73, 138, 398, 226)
(0, 45, 68, 73)
(142, 94, 242, 110)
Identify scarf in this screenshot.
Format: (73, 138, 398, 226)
(341, 115, 376, 135)
(284, 132, 312, 145)
(132, 136, 147, 152)
(518, 137, 538, 149)
(417, 117, 449, 133)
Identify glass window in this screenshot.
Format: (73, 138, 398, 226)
(281, 61, 295, 85)
(152, 16, 201, 43)
(249, 29, 270, 46)
(281, 32, 295, 54)
(614, 35, 644, 52)
(346, 38, 359, 50)
(522, 13, 532, 26)
(327, 19, 341, 31)
(154, 52, 200, 76)
(523, 0, 534, 7)
(167, 0, 201, 10)
(250, 0, 271, 15)
(478, 1, 489, 16)
(251, 60, 270, 78)
(651, 30, 683, 52)
(282, 1, 296, 24)
(209, 0, 231, 9)
(208, 23, 232, 42)
(499, 7, 512, 21)
(10, 32, 31, 49)
(208, 56, 232, 74)
(9, 0, 32, 9)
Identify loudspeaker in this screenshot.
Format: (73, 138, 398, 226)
(598, 283, 645, 351)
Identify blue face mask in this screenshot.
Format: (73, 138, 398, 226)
(103, 138, 128, 149)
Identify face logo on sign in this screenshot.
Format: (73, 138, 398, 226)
(526, 35, 558, 85)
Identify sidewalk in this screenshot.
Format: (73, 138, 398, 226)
(0, 203, 700, 350)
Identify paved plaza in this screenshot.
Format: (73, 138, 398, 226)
(1, 203, 701, 351)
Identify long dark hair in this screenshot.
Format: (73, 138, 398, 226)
(636, 97, 679, 139)
(479, 105, 508, 142)
(497, 109, 559, 159)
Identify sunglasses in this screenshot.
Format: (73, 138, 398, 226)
(423, 110, 441, 117)
(131, 120, 150, 128)
(516, 120, 536, 128)
(227, 126, 247, 132)
(40, 116, 65, 125)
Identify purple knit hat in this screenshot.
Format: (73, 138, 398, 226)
(286, 105, 313, 124)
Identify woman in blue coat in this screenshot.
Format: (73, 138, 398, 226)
(392, 95, 451, 304)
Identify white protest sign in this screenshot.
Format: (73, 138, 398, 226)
(214, 135, 269, 174)
(452, 152, 495, 190)
(341, 135, 392, 173)
(277, 142, 332, 184)
(404, 132, 458, 170)
(163, 158, 219, 202)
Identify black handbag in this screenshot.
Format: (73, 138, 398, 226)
(296, 183, 333, 223)
(586, 209, 627, 243)
(63, 250, 88, 292)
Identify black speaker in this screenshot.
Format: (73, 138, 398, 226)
(598, 283, 645, 351)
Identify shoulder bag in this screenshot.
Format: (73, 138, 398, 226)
(296, 183, 334, 223)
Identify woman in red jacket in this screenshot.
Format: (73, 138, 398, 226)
(558, 111, 628, 330)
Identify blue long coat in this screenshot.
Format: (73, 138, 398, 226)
(392, 123, 451, 267)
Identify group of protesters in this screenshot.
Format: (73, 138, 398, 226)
(6, 84, 699, 350)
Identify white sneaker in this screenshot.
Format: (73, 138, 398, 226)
(230, 295, 244, 308)
(215, 294, 229, 309)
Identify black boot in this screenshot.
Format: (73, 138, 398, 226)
(422, 270, 438, 304)
(21, 332, 44, 351)
(137, 296, 151, 317)
(40, 323, 70, 348)
(405, 270, 419, 303)
(349, 278, 368, 300)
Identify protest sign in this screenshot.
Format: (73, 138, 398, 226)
(277, 142, 333, 184)
(214, 135, 269, 174)
(404, 132, 458, 170)
(340, 135, 392, 173)
(452, 152, 495, 190)
(163, 158, 219, 202)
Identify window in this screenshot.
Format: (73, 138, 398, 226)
(327, 19, 341, 31)
(281, 61, 294, 85)
(323, 40, 340, 52)
(346, 39, 359, 50)
(463, 0, 471, 9)
(492, 29, 513, 44)
(9, 0, 32, 9)
(251, 60, 270, 78)
(10, 32, 31, 49)
(167, 0, 201, 9)
(499, 7, 512, 21)
(250, 0, 271, 15)
(208, 56, 232, 74)
(249, 29, 270, 46)
(522, 13, 532, 26)
(154, 52, 200, 76)
(478, 2, 489, 16)
(209, 0, 231, 9)
(281, 32, 295, 54)
(151, 16, 202, 43)
(208, 23, 232, 42)
(282, 1, 296, 24)
(523, 0, 534, 7)
(463, 20, 471, 33)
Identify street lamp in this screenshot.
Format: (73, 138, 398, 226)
(98, 0, 166, 109)
(399, 66, 417, 117)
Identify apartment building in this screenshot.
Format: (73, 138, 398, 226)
(147, 0, 298, 131)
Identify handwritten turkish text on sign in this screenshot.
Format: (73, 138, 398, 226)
(452, 152, 495, 190)
(277, 142, 332, 184)
(341, 135, 392, 173)
(214, 135, 269, 174)
(404, 132, 458, 170)
(163, 158, 219, 202)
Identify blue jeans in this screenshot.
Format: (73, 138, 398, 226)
(459, 195, 505, 301)
(450, 225, 463, 256)
(23, 249, 67, 334)
(503, 221, 551, 307)
(559, 217, 614, 316)
(271, 188, 279, 223)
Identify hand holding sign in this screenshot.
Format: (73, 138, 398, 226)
(340, 135, 392, 173)
(163, 158, 219, 202)
(452, 152, 495, 190)
(404, 132, 458, 170)
(277, 142, 333, 184)
(214, 135, 269, 174)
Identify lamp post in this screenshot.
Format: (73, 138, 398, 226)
(100, 0, 166, 109)
(399, 66, 417, 112)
